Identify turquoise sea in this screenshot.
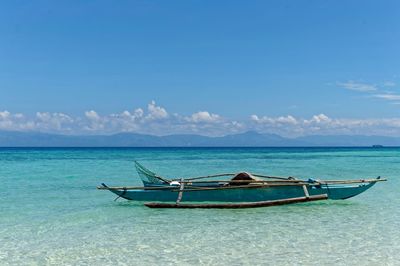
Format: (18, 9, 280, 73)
(1, 147, 399, 265)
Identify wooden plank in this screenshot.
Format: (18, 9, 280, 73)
(302, 185, 310, 198)
(176, 178, 185, 204)
(144, 194, 328, 209)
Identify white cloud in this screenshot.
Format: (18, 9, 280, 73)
(373, 94, 400, 101)
(251, 114, 297, 125)
(304, 114, 331, 124)
(250, 114, 259, 122)
(338, 81, 377, 92)
(2, 102, 400, 137)
(35, 112, 74, 131)
(14, 113, 24, 119)
(134, 108, 144, 118)
(84, 110, 104, 131)
(383, 81, 396, 87)
(85, 110, 100, 121)
(276, 115, 297, 124)
(188, 111, 221, 123)
(79, 102, 169, 133)
(0, 111, 11, 119)
(146, 100, 168, 120)
(338, 79, 400, 107)
(105, 109, 146, 132)
(250, 113, 400, 137)
(0, 111, 70, 131)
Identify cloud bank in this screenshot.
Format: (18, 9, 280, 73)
(1, 101, 400, 137)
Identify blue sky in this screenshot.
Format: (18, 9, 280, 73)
(0, 1, 399, 136)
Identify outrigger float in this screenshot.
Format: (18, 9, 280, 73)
(98, 161, 386, 209)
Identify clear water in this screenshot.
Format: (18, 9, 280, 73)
(0, 147, 399, 265)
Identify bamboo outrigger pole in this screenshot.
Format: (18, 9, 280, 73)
(144, 194, 329, 209)
(173, 173, 236, 181)
(97, 181, 313, 192)
(174, 173, 298, 181)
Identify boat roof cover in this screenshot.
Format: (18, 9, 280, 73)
(230, 172, 260, 181)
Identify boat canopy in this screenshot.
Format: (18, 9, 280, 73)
(229, 172, 260, 185)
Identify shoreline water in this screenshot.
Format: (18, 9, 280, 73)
(1, 147, 399, 265)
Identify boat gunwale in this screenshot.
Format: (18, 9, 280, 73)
(97, 178, 385, 192)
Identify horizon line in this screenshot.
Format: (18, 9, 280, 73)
(1, 130, 400, 138)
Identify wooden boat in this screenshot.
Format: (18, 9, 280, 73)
(97, 161, 386, 208)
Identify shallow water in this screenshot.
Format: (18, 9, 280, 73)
(0, 147, 399, 265)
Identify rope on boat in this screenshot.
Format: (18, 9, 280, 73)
(114, 187, 127, 201)
(134, 161, 171, 184)
(325, 184, 331, 197)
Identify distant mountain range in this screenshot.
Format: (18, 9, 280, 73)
(0, 130, 399, 147)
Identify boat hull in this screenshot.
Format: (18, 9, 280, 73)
(107, 182, 377, 202)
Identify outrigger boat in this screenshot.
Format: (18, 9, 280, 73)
(97, 161, 386, 209)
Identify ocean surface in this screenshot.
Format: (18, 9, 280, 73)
(0, 147, 399, 265)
